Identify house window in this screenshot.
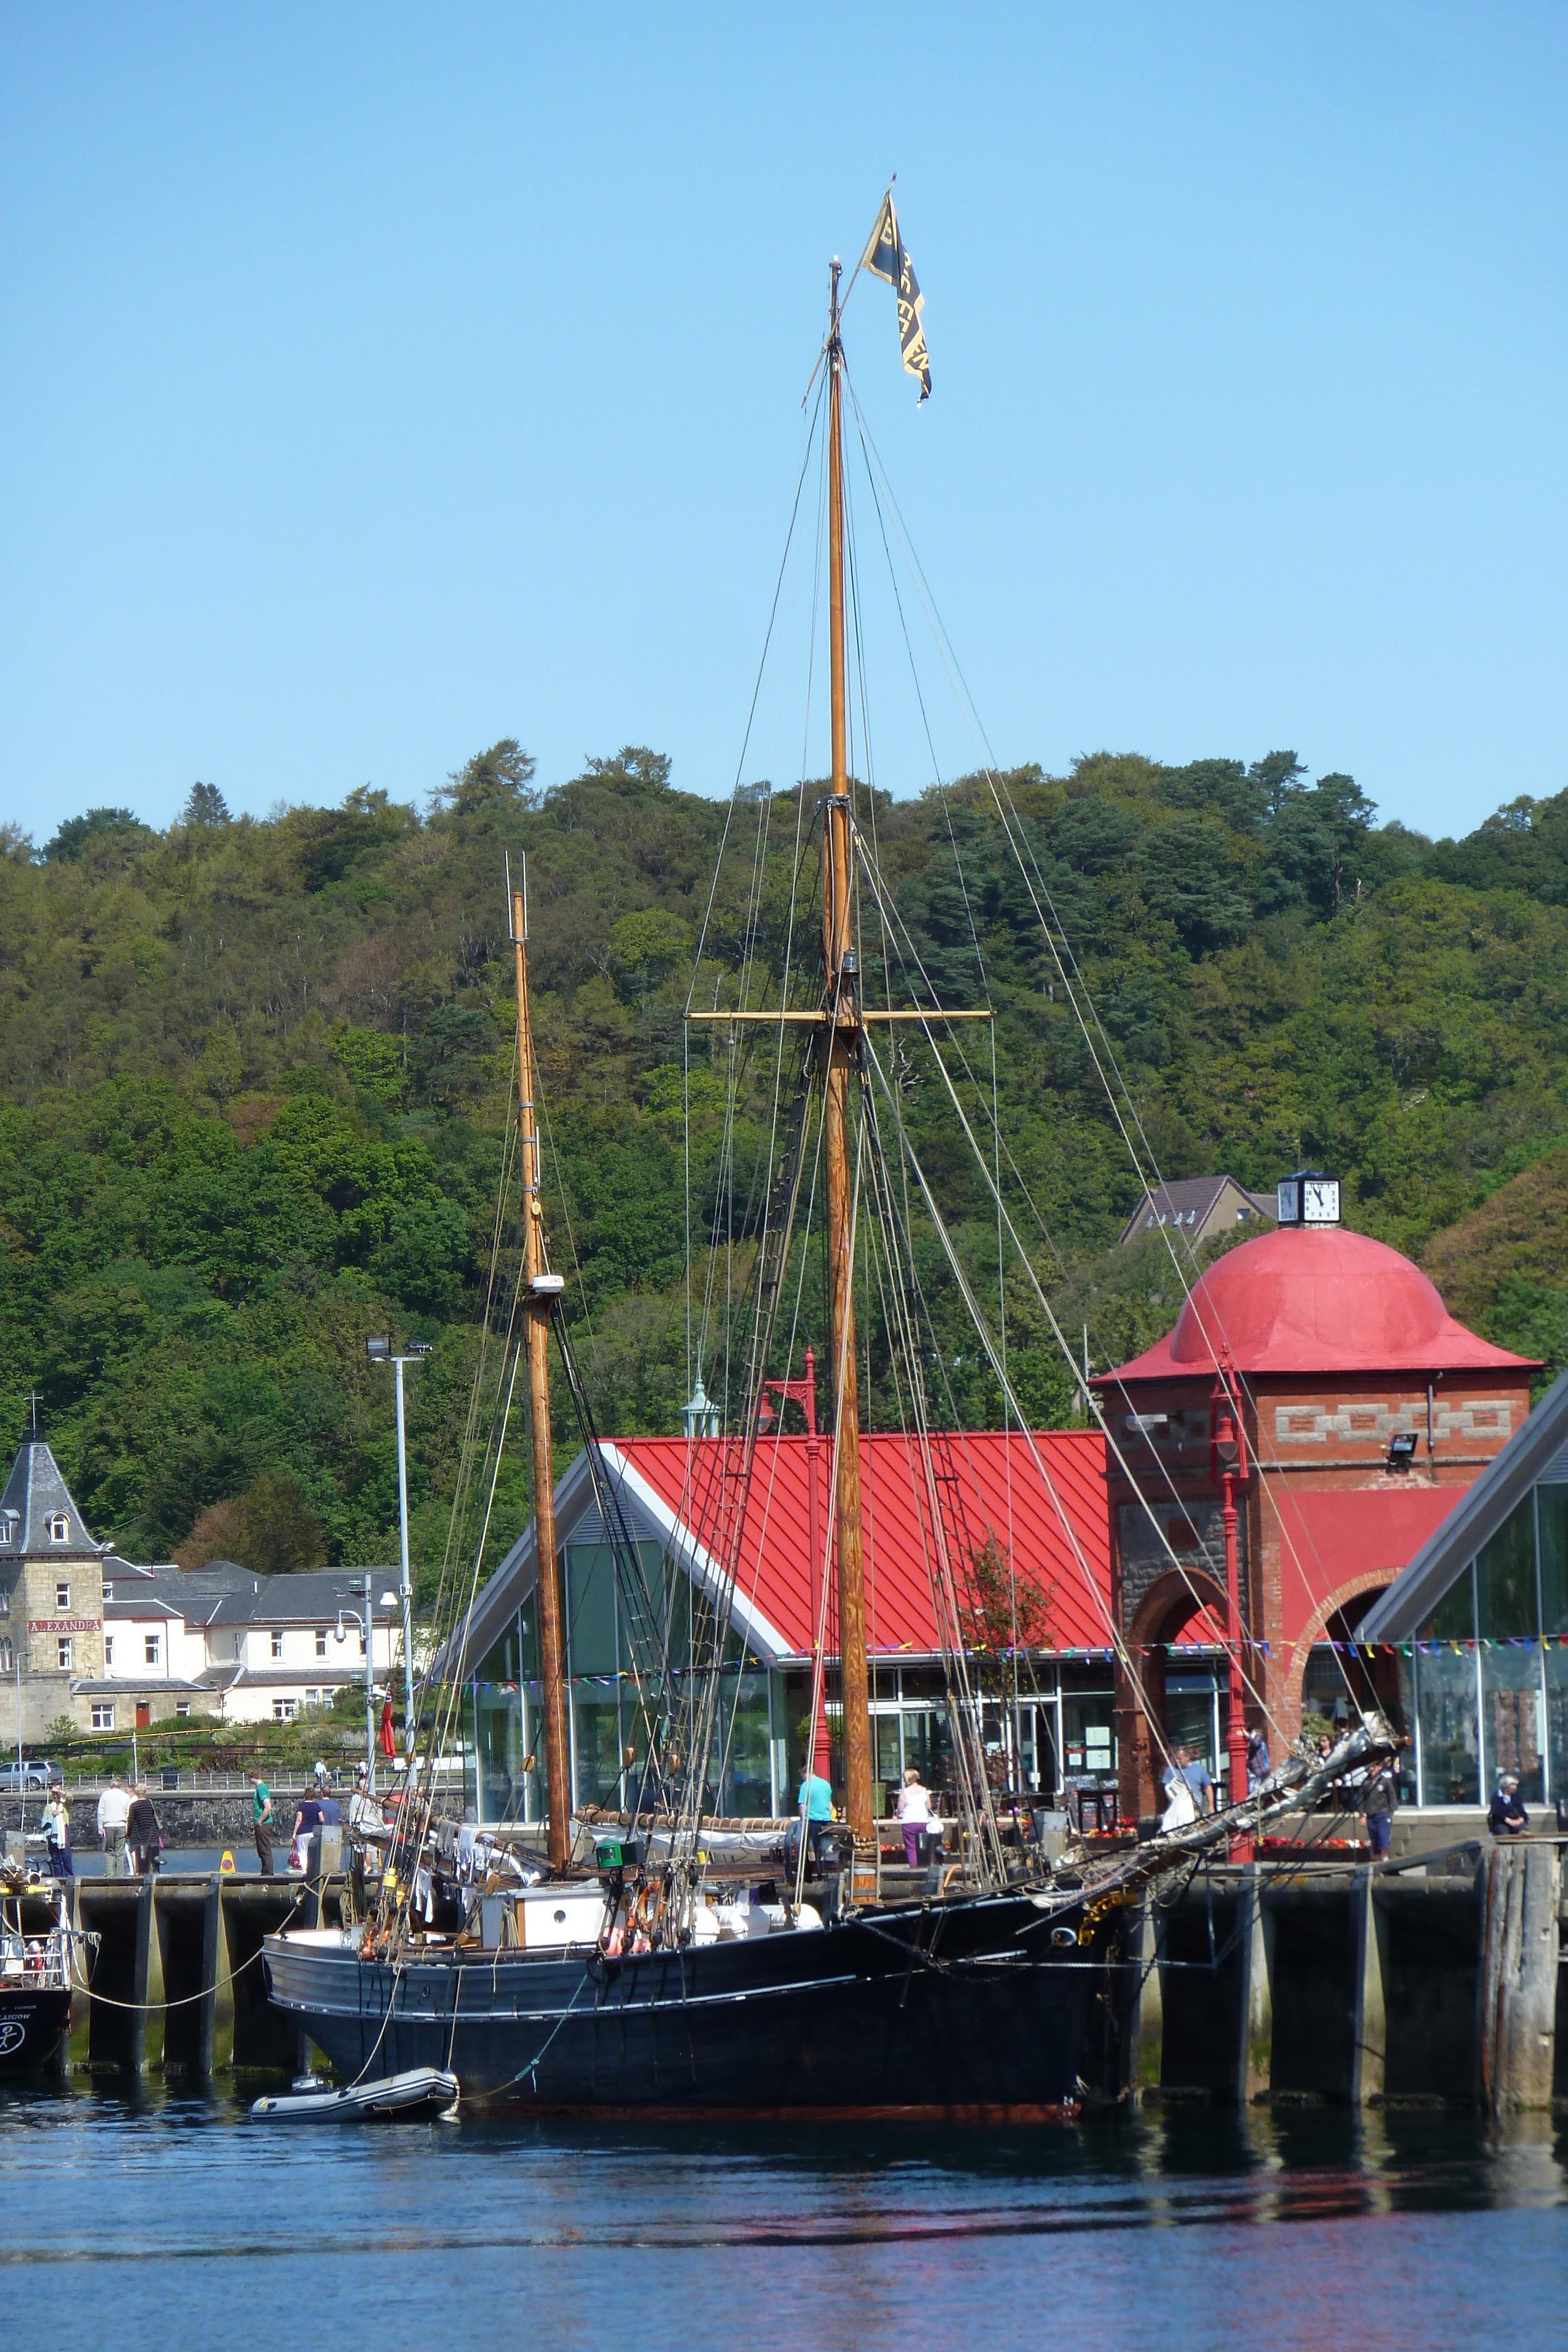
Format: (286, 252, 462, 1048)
(104, 1636, 115, 1667)
(56, 1637, 72, 1670)
(359, 1632, 367, 1659)
(47, 1514, 69, 1543)
(55, 1581, 70, 1609)
(315, 1628, 327, 1658)
(0, 1638, 11, 1673)
(144, 1635, 161, 1667)
(271, 1630, 284, 1660)
(272, 1698, 297, 1722)
(175, 1700, 190, 1718)
(0, 1512, 16, 1545)
(102, 1582, 113, 1601)
(91, 1702, 114, 1730)
(0, 1583, 10, 1616)
(305, 1687, 320, 1708)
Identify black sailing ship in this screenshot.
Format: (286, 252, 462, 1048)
(263, 212, 1388, 2118)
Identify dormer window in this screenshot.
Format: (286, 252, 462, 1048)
(47, 1514, 69, 1544)
(103, 1582, 113, 1601)
(0, 1514, 17, 1547)
(55, 1581, 69, 1610)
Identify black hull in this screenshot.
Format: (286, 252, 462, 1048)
(0, 1989, 69, 2075)
(263, 1892, 1114, 2119)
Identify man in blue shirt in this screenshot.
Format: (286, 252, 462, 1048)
(795, 1771, 834, 1872)
(1162, 1745, 1215, 1818)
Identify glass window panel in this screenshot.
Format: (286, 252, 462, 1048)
(1415, 1648, 1479, 1805)
(476, 1683, 523, 1823)
(1537, 1488, 1568, 1637)
(898, 1707, 952, 1798)
(1480, 1645, 1545, 1803)
(1162, 1672, 1216, 1779)
(721, 1669, 774, 1818)
(1395, 1652, 1418, 1805)
(875, 1715, 902, 1786)
(1476, 1497, 1538, 1638)
(1063, 1689, 1119, 1777)
(1420, 1564, 1475, 1645)
(564, 1544, 617, 1675)
(571, 1689, 624, 1809)
(1544, 1647, 1568, 1804)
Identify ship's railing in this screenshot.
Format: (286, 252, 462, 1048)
(0, 1930, 69, 1990)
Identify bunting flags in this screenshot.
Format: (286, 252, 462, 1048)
(860, 189, 931, 400)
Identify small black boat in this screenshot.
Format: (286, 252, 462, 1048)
(0, 1873, 73, 2076)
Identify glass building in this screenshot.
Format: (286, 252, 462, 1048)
(1360, 1369, 1568, 1808)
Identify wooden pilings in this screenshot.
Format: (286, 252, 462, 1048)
(1122, 1840, 1563, 2112)
(69, 1872, 315, 2080)
(1477, 1843, 1562, 2114)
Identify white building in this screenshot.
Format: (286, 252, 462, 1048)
(85, 1563, 404, 1729)
(0, 1422, 407, 1738)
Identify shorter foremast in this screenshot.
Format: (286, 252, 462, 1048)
(510, 868, 572, 1873)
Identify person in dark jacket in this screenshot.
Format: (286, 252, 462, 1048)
(1363, 1761, 1398, 1857)
(125, 1783, 162, 1875)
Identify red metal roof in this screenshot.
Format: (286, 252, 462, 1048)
(1098, 1225, 1536, 1382)
(1272, 1483, 1471, 1648)
(612, 1429, 1114, 1659)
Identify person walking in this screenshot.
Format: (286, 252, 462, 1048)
(252, 1773, 275, 1875)
(125, 1781, 162, 1876)
(1161, 1744, 1214, 1828)
(290, 1783, 326, 1872)
(896, 1767, 933, 1867)
(96, 1775, 131, 1877)
(1363, 1758, 1399, 1859)
(41, 1787, 72, 1879)
(346, 1764, 376, 1838)
(1246, 1727, 1271, 1795)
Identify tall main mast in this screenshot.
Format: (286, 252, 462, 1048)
(823, 262, 875, 1863)
(511, 881, 571, 1873)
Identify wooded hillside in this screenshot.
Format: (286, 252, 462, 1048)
(3, 743, 1563, 1588)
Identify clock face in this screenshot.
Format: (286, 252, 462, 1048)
(1303, 1178, 1340, 1225)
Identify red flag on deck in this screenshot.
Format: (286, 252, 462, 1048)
(378, 1698, 397, 1758)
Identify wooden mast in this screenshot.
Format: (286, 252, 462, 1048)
(511, 878, 571, 1873)
(823, 261, 875, 1865)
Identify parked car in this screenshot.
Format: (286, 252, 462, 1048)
(0, 1759, 62, 1791)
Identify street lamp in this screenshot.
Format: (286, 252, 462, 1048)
(367, 1337, 431, 1761)
(335, 1573, 400, 1791)
(1210, 1368, 1252, 1859)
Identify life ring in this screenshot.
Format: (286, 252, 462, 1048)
(630, 1879, 664, 1937)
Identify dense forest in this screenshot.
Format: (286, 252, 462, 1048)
(3, 741, 1566, 1595)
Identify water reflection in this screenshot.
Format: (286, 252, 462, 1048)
(0, 2084, 1564, 2344)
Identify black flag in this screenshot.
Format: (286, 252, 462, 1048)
(860, 191, 931, 400)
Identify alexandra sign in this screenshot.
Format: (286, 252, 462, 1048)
(28, 1617, 98, 1635)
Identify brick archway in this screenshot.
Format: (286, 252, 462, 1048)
(1117, 1565, 1236, 1820)
(1280, 1570, 1396, 1740)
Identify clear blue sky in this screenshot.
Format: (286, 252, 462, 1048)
(2, 4, 1564, 842)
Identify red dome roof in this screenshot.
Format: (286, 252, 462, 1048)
(1099, 1224, 1536, 1382)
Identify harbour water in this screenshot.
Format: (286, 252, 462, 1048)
(1, 2090, 1562, 2348)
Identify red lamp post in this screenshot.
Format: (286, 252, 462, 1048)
(760, 1351, 831, 1780)
(1209, 1368, 1253, 1860)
